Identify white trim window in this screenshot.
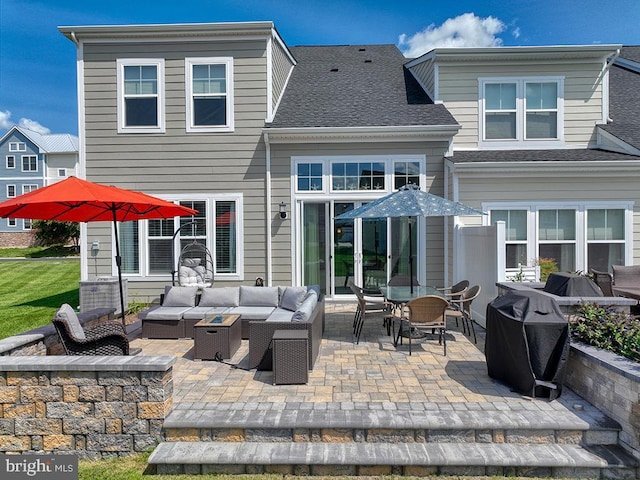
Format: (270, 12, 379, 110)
(6, 155, 15, 169)
(117, 59, 165, 133)
(185, 57, 234, 132)
(7, 218, 16, 228)
(6, 185, 16, 198)
(479, 77, 564, 148)
(9, 142, 25, 152)
(21, 184, 38, 231)
(21, 155, 37, 172)
(58, 168, 67, 177)
(118, 194, 243, 280)
(487, 202, 631, 274)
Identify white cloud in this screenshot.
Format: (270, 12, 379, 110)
(0, 111, 51, 135)
(18, 118, 51, 135)
(398, 13, 506, 58)
(0, 110, 12, 129)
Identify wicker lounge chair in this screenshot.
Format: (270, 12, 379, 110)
(53, 303, 130, 355)
(591, 269, 614, 296)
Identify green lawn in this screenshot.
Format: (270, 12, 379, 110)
(0, 259, 80, 339)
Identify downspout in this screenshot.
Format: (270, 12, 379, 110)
(443, 161, 450, 288)
(264, 132, 273, 286)
(602, 48, 620, 123)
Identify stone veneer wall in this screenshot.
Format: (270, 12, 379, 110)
(565, 342, 640, 456)
(0, 356, 175, 458)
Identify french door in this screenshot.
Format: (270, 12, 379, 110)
(299, 200, 418, 298)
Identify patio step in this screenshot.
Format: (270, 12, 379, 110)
(149, 441, 638, 477)
(148, 404, 639, 477)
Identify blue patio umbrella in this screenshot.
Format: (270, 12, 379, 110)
(335, 184, 484, 292)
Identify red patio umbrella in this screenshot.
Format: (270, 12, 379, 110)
(0, 176, 197, 324)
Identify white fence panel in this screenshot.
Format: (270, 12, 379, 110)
(455, 222, 505, 328)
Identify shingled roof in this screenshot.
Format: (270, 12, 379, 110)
(267, 45, 458, 129)
(449, 148, 640, 164)
(599, 46, 640, 151)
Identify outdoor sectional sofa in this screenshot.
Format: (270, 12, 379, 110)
(138, 284, 324, 369)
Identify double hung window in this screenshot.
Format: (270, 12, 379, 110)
(185, 57, 234, 132)
(117, 59, 165, 133)
(481, 77, 563, 147)
(21, 155, 37, 172)
(6, 156, 15, 169)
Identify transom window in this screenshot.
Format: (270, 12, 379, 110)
(9, 143, 25, 152)
(21, 156, 37, 172)
(331, 162, 385, 191)
(480, 77, 563, 147)
(297, 163, 323, 191)
(117, 59, 165, 133)
(185, 57, 234, 132)
(6, 155, 15, 169)
(393, 161, 420, 189)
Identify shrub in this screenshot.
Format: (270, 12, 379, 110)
(571, 302, 640, 361)
(537, 257, 558, 282)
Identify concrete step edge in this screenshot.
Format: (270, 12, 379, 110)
(148, 441, 638, 469)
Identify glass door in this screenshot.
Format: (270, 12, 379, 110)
(301, 203, 328, 293)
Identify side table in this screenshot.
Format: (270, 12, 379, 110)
(193, 314, 241, 360)
(272, 330, 308, 385)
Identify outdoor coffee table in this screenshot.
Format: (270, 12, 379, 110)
(193, 314, 241, 360)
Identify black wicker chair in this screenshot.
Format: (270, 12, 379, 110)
(53, 304, 130, 355)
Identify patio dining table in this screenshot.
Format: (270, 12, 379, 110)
(612, 286, 640, 300)
(379, 285, 447, 345)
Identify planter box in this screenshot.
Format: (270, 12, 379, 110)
(565, 341, 640, 456)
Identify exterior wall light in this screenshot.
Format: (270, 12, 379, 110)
(279, 201, 288, 219)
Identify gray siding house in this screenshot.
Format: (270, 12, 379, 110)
(0, 126, 78, 245)
(59, 22, 640, 306)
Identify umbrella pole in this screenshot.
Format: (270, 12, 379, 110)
(111, 211, 127, 326)
(409, 218, 414, 294)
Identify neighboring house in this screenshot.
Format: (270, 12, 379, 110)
(58, 22, 640, 312)
(0, 126, 79, 246)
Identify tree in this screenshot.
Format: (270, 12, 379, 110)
(32, 220, 80, 248)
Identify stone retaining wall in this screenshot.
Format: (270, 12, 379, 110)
(0, 356, 175, 458)
(565, 342, 640, 456)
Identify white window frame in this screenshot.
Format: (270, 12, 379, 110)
(6, 155, 15, 169)
(21, 155, 38, 172)
(483, 201, 633, 273)
(9, 142, 25, 152)
(116, 58, 165, 134)
(185, 57, 234, 133)
(58, 168, 67, 177)
(6, 185, 15, 198)
(22, 184, 38, 194)
(117, 193, 244, 282)
(7, 218, 16, 228)
(478, 76, 564, 149)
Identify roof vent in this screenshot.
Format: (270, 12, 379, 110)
(364, 59, 372, 63)
(330, 68, 339, 72)
(359, 48, 366, 51)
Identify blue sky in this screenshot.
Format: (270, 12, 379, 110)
(1, 0, 639, 136)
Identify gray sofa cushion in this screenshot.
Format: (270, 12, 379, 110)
(199, 287, 240, 307)
(181, 306, 230, 320)
(55, 304, 85, 339)
(227, 306, 275, 320)
(279, 286, 307, 312)
(266, 308, 295, 322)
(163, 286, 198, 307)
(292, 292, 318, 322)
(145, 306, 193, 321)
(239, 286, 279, 307)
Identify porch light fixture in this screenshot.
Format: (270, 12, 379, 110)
(279, 201, 288, 219)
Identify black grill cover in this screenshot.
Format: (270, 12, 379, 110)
(543, 272, 602, 297)
(485, 290, 570, 398)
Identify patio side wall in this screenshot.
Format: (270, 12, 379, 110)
(565, 342, 640, 457)
(0, 356, 175, 458)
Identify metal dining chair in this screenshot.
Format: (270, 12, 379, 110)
(395, 295, 449, 355)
